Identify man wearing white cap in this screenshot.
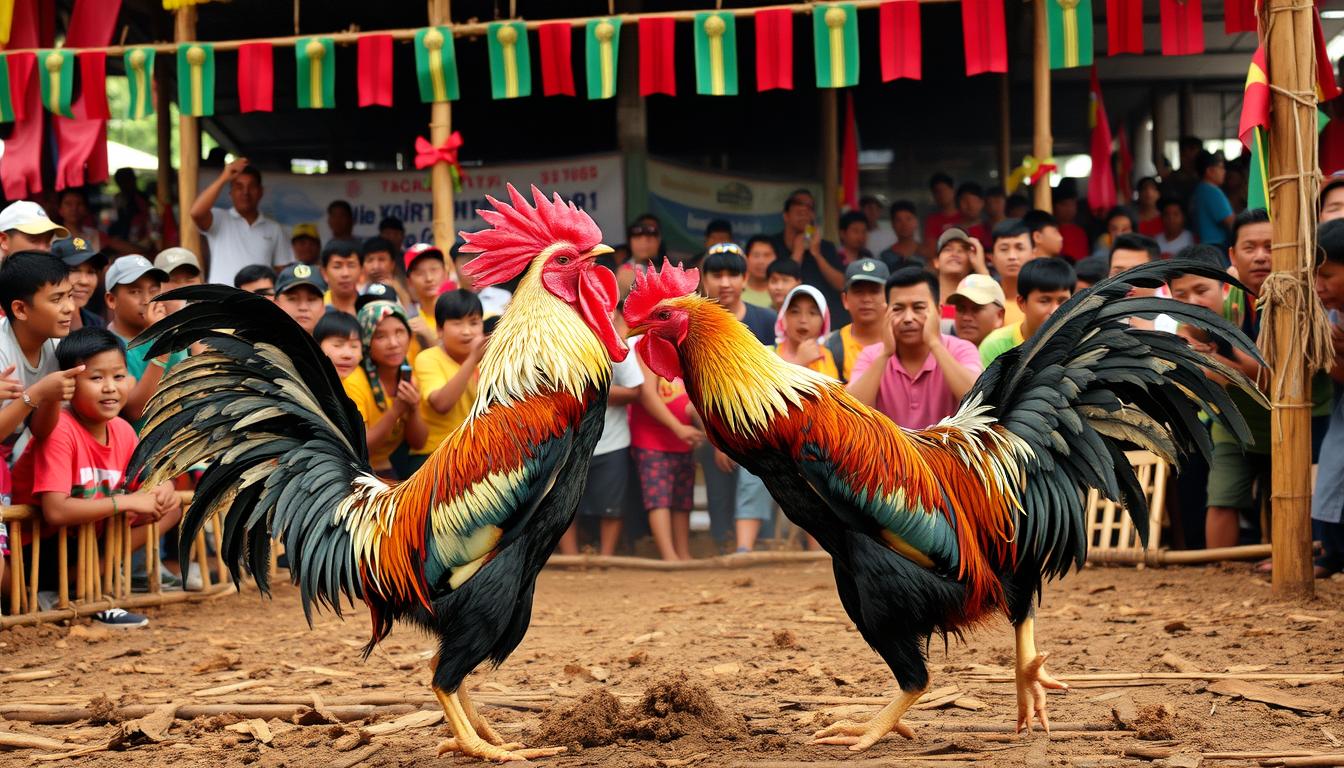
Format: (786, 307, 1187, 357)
(154, 247, 205, 315)
(0, 201, 70, 261)
(946, 273, 1006, 348)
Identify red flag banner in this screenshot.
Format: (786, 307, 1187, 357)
(538, 22, 576, 96)
(754, 8, 793, 91)
(7, 51, 35, 122)
(1087, 67, 1116, 215)
(78, 51, 108, 119)
(962, 0, 1007, 75)
(841, 92, 859, 208)
(639, 18, 676, 96)
(1313, 9, 1342, 102)
(879, 0, 921, 81)
(1224, 0, 1256, 34)
(357, 34, 393, 107)
(1160, 0, 1204, 56)
(237, 42, 273, 112)
(1106, 0, 1144, 55)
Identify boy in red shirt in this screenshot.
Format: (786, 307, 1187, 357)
(12, 327, 182, 627)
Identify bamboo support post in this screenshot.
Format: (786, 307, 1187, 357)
(0, 582, 235, 629)
(1086, 542, 1271, 566)
(429, 0, 454, 248)
(1031, 0, 1052, 212)
(821, 88, 840, 238)
(9, 515, 24, 613)
(155, 57, 172, 247)
(147, 521, 160, 594)
(175, 6, 202, 255)
(1265, 0, 1320, 600)
(27, 518, 39, 611)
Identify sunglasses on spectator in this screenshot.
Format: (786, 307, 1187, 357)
(706, 242, 745, 257)
(629, 226, 660, 237)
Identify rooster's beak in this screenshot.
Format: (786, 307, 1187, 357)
(587, 244, 615, 258)
(626, 323, 650, 338)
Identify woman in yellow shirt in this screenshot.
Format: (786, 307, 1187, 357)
(343, 300, 428, 480)
(772, 285, 839, 379)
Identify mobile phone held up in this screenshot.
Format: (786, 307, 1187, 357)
(399, 363, 413, 383)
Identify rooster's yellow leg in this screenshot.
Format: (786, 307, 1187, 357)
(433, 688, 567, 762)
(811, 685, 924, 751)
(458, 688, 508, 746)
(1014, 617, 1069, 734)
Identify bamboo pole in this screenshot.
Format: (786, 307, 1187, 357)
(8, 513, 23, 613)
(1264, 0, 1318, 600)
(155, 56, 172, 249)
(0, 582, 236, 629)
(175, 6, 202, 256)
(429, 0, 454, 248)
(1031, 0, 1052, 212)
(821, 89, 840, 239)
(998, 73, 1011, 187)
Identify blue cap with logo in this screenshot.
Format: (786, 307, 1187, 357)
(274, 263, 327, 296)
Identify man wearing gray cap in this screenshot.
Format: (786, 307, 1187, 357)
(823, 258, 890, 383)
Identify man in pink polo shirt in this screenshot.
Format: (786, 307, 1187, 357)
(846, 266, 982, 429)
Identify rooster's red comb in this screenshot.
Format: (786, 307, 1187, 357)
(458, 184, 604, 288)
(623, 262, 701, 326)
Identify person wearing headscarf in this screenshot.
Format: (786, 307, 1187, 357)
(340, 300, 427, 479)
(773, 284, 839, 379)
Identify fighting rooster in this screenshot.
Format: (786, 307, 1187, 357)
(127, 186, 625, 762)
(624, 260, 1262, 749)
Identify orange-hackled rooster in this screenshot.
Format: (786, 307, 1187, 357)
(126, 185, 626, 762)
(624, 260, 1263, 750)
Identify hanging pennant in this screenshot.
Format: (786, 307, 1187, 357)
(1048, 0, 1094, 69)
(1160, 0, 1204, 56)
(415, 26, 459, 102)
(639, 18, 676, 96)
(237, 43, 273, 113)
(123, 47, 154, 119)
(754, 8, 792, 91)
(488, 22, 532, 99)
(176, 43, 215, 117)
(1106, 0, 1144, 55)
(38, 49, 74, 118)
(295, 36, 335, 109)
(813, 3, 859, 88)
(1225, 0, 1256, 34)
(358, 34, 394, 107)
(78, 51, 109, 119)
(694, 12, 738, 96)
(538, 22, 575, 97)
(878, 1, 921, 82)
(962, 0, 1008, 75)
(585, 18, 621, 99)
(0, 57, 14, 122)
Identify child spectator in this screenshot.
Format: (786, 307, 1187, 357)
(1155, 198, 1195, 258)
(824, 258, 890, 382)
(1091, 207, 1136, 259)
(946, 274, 1006, 347)
(701, 244, 777, 344)
(742, 235, 776, 309)
(988, 219, 1033, 325)
(1321, 173, 1344, 224)
(233, 264, 277, 296)
(315, 312, 363, 379)
(1, 253, 80, 467)
(1311, 218, 1344, 577)
(848, 267, 982, 429)
(404, 243, 457, 349)
(1074, 255, 1108, 292)
(0, 201, 69, 260)
(1024, 209, 1065, 261)
(10, 328, 182, 627)
(629, 345, 704, 561)
(104, 256, 185, 426)
(1167, 244, 1229, 316)
(774, 285, 838, 377)
(1190, 151, 1236, 249)
(955, 182, 989, 242)
(837, 211, 872, 265)
(154, 247, 205, 316)
(344, 301, 427, 480)
(321, 239, 363, 317)
(932, 228, 989, 329)
(52, 238, 108, 330)
(1052, 186, 1090, 261)
(361, 237, 413, 306)
(979, 257, 1076, 366)
(878, 200, 923, 269)
(411, 290, 484, 475)
(766, 259, 803, 312)
(273, 264, 327, 333)
(1135, 177, 1163, 236)
(452, 248, 512, 317)
(559, 309, 645, 557)
(1108, 233, 1177, 332)
(923, 172, 959, 247)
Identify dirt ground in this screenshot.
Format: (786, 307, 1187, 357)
(1, 562, 1342, 767)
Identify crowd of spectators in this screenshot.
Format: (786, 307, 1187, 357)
(2, 139, 1343, 630)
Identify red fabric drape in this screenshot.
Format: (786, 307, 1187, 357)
(78, 52, 109, 120)
(238, 43, 275, 113)
(1160, 0, 1204, 56)
(639, 18, 676, 96)
(754, 8, 793, 91)
(841, 92, 859, 208)
(879, 0, 921, 81)
(356, 34, 393, 107)
(1, 0, 49, 199)
(962, 0, 1007, 75)
(1224, 0, 1257, 34)
(1107, 0, 1144, 55)
(538, 23, 576, 97)
(55, 0, 119, 191)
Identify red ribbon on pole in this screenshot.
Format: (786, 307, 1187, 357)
(415, 132, 466, 191)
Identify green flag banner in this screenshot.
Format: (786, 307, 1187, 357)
(585, 18, 621, 100)
(38, 49, 74, 118)
(488, 21, 532, 99)
(295, 37, 336, 109)
(0, 55, 16, 123)
(415, 26, 460, 102)
(177, 43, 215, 117)
(1047, 0, 1094, 69)
(125, 48, 155, 119)
(694, 12, 738, 96)
(813, 3, 859, 88)
(1246, 125, 1268, 213)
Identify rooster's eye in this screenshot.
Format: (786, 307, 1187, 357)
(658, 310, 671, 320)
(556, 256, 571, 265)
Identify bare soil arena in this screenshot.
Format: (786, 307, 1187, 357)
(1, 562, 1342, 767)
